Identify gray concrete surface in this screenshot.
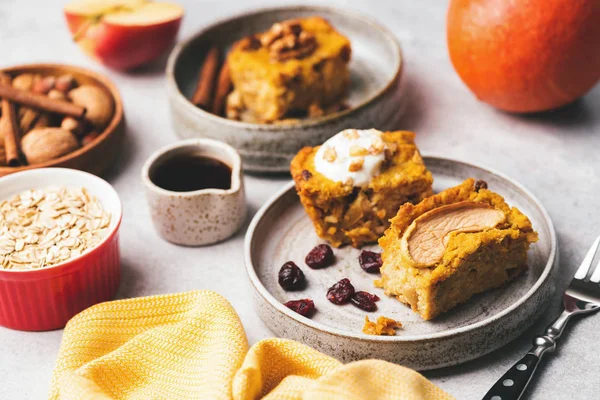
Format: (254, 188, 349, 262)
(0, 0, 599, 398)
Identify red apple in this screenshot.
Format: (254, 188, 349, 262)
(64, 0, 183, 70)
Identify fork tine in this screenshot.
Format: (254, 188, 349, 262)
(589, 259, 600, 283)
(574, 236, 600, 280)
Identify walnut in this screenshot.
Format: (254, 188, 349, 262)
(368, 138, 385, 155)
(349, 145, 368, 157)
(323, 146, 337, 162)
(21, 128, 80, 165)
(348, 157, 364, 172)
(400, 201, 505, 267)
(342, 129, 360, 140)
(260, 20, 302, 47)
(237, 35, 261, 51)
(261, 19, 318, 62)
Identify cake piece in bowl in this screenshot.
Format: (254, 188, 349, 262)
(377, 179, 538, 320)
(291, 129, 433, 248)
(227, 17, 351, 123)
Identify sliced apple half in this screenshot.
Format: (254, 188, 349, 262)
(64, 0, 184, 70)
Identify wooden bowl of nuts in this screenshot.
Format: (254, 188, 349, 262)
(0, 63, 124, 177)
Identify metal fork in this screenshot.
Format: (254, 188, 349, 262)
(483, 236, 600, 400)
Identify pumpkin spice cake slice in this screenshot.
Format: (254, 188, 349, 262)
(227, 17, 351, 123)
(377, 179, 538, 320)
(291, 129, 433, 248)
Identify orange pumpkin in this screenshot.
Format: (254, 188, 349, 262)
(447, 0, 600, 113)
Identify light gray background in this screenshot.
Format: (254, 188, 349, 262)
(1, 0, 599, 399)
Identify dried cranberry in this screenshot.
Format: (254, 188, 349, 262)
(284, 299, 315, 317)
(301, 170, 312, 181)
(475, 179, 488, 192)
(327, 278, 355, 305)
(351, 291, 379, 312)
(359, 250, 383, 273)
(305, 244, 334, 269)
(278, 261, 306, 291)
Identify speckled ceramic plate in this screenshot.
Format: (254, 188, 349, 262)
(167, 6, 404, 172)
(245, 156, 558, 370)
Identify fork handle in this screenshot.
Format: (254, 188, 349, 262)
(481, 350, 546, 400)
(483, 310, 572, 400)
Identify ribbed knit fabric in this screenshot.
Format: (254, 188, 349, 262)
(50, 291, 454, 400)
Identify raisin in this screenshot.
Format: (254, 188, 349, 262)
(284, 299, 315, 317)
(327, 278, 355, 305)
(302, 170, 312, 181)
(359, 250, 383, 273)
(351, 291, 379, 312)
(278, 261, 306, 291)
(475, 180, 488, 192)
(305, 244, 334, 269)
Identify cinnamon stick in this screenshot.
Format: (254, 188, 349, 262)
(0, 82, 86, 119)
(211, 61, 232, 116)
(191, 46, 220, 110)
(0, 73, 23, 166)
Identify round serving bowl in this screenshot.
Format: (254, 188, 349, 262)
(166, 6, 404, 172)
(0, 168, 122, 331)
(0, 63, 125, 178)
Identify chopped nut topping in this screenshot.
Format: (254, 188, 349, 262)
(349, 145, 369, 157)
(348, 157, 364, 172)
(323, 146, 337, 162)
(343, 177, 354, 186)
(260, 19, 318, 62)
(342, 129, 360, 140)
(368, 138, 385, 155)
(238, 35, 261, 51)
(261, 21, 302, 47)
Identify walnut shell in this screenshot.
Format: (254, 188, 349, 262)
(68, 85, 114, 131)
(21, 128, 80, 165)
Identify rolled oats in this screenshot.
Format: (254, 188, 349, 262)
(0, 187, 111, 270)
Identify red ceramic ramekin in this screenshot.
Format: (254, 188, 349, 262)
(0, 168, 122, 331)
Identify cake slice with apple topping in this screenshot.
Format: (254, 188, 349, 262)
(377, 178, 538, 320)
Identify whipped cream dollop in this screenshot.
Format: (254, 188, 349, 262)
(314, 129, 391, 186)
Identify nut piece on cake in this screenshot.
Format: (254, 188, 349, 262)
(291, 129, 434, 248)
(227, 17, 351, 123)
(377, 179, 538, 320)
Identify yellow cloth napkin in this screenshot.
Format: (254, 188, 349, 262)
(50, 291, 454, 400)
